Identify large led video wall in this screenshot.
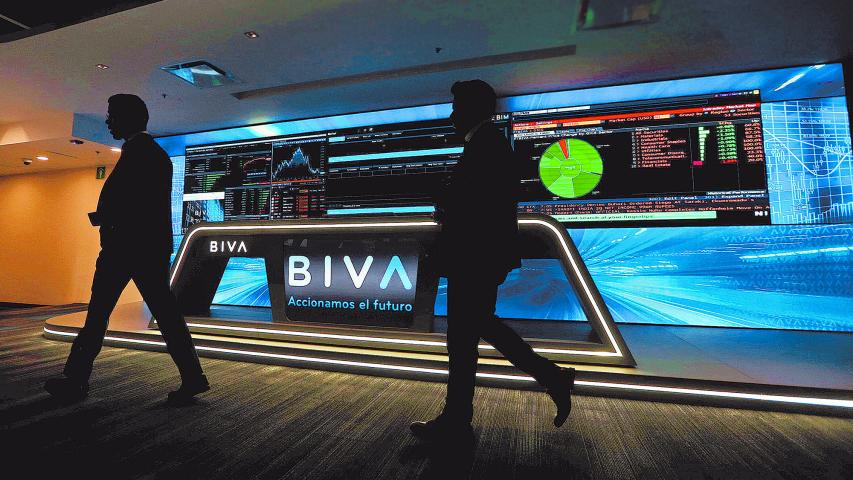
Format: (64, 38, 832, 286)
(164, 63, 853, 332)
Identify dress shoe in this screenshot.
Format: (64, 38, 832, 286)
(166, 374, 210, 406)
(410, 414, 474, 444)
(546, 367, 576, 427)
(44, 377, 89, 403)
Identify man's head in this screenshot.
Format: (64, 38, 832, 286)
(106, 94, 149, 140)
(450, 80, 496, 135)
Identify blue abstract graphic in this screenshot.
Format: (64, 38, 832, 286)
(763, 97, 853, 224)
(211, 257, 271, 307)
(435, 225, 853, 331)
(186, 223, 853, 332)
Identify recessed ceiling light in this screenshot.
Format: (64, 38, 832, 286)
(69, 139, 84, 145)
(36, 155, 49, 161)
(244, 31, 259, 39)
(96, 64, 110, 70)
(110, 147, 122, 152)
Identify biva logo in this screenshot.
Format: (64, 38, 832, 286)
(209, 240, 248, 253)
(288, 255, 412, 290)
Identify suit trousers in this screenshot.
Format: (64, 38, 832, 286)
(63, 241, 204, 383)
(445, 272, 561, 421)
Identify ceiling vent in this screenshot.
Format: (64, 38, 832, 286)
(160, 61, 239, 88)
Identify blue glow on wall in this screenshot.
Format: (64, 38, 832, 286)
(504, 64, 845, 113)
(158, 64, 845, 157)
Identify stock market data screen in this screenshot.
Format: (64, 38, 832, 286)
(323, 119, 470, 216)
(180, 119, 473, 231)
(512, 91, 771, 226)
(269, 133, 327, 220)
(183, 134, 329, 232)
(182, 90, 774, 231)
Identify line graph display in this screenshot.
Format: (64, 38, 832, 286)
(272, 143, 323, 181)
(763, 97, 853, 224)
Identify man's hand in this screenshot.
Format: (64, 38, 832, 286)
(433, 205, 445, 224)
(433, 176, 453, 224)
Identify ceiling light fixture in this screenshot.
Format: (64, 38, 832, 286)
(69, 139, 84, 145)
(244, 31, 259, 39)
(110, 147, 122, 152)
(96, 64, 110, 70)
(36, 155, 49, 161)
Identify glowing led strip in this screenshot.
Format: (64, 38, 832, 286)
(43, 328, 853, 409)
(184, 322, 621, 357)
(740, 246, 853, 260)
(169, 217, 624, 358)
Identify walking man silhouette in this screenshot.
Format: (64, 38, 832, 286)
(410, 80, 576, 443)
(45, 94, 209, 405)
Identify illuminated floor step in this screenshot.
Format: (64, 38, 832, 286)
(181, 313, 612, 362)
(43, 322, 853, 417)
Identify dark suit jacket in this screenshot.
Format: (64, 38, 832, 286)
(95, 133, 173, 256)
(435, 122, 521, 283)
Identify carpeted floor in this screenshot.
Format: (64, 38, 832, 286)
(1, 305, 851, 479)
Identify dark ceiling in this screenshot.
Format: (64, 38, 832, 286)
(0, 1, 161, 42)
(1, 0, 850, 138)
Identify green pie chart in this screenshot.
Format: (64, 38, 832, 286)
(539, 138, 603, 198)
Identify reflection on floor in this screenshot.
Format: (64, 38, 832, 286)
(44, 302, 853, 415)
(50, 302, 853, 387)
(5, 309, 853, 479)
(199, 305, 601, 342)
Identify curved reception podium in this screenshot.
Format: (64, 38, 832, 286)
(165, 213, 634, 367)
(45, 214, 635, 370)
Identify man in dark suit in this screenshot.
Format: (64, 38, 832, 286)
(410, 80, 575, 442)
(45, 94, 209, 405)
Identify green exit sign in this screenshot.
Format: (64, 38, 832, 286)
(96, 166, 106, 179)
